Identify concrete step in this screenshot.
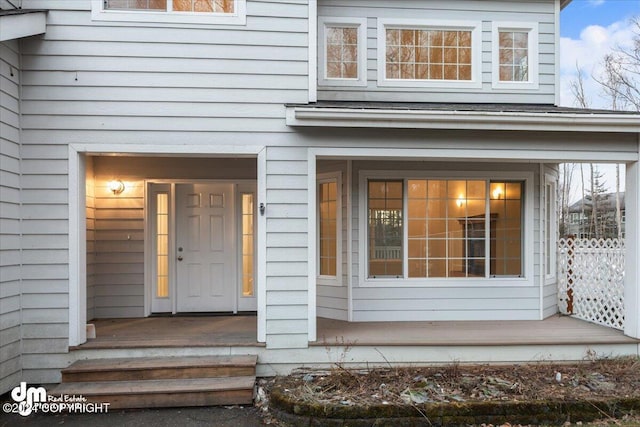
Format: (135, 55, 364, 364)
(62, 355, 257, 382)
(49, 376, 256, 409)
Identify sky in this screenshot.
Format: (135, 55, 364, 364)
(559, 0, 640, 109)
(559, 0, 639, 199)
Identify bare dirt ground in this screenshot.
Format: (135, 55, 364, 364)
(263, 357, 640, 426)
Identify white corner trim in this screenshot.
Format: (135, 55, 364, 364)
(554, 0, 561, 106)
(257, 149, 267, 343)
(286, 106, 640, 133)
(90, 0, 246, 25)
(318, 16, 368, 87)
(491, 21, 539, 90)
(308, 150, 317, 342)
(309, 0, 318, 102)
(376, 18, 482, 89)
(0, 11, 47, 42)
(68, 146, 87, 347)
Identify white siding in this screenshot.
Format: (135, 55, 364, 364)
(17, 0, 309, 383)
(265, 147, 309, 348)
(317, 0, 556, 104)
(0, 40, 22, 394)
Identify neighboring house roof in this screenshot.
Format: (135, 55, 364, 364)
(285, 102, 640, 133)
(568, 192, 626, 214)
(0, 9, 47, 41)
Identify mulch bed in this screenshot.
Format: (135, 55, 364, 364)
(263, 357, 640, 426)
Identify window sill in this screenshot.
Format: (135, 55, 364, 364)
(377, 78, 482, 90)
(360, 277, 533, 288)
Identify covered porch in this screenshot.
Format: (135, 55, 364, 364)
(77, 314, 638, 349)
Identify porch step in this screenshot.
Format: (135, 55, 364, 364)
(61, 355, 257, 382)
(51, 355, 257, 409)
(49, 376, 255, 409)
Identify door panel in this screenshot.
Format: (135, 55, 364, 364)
(176, 183, 235, 312)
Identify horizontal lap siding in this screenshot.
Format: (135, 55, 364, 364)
(351, 160, 542, 322)
(18, 0, 309, 382)
(265, 147, 309, 348)
(318, 0, 556, 104)
(0, 40, 22, 394)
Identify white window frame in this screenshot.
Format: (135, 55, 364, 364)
(358, 170, 534, 288)
(491, 22, 539, 90)
(544, 173, 558, 283)
(317, 172, 343, 286)
(318, 17, 368, 87)
(91, 0, 246, 25)
(376, 18, 482, 89)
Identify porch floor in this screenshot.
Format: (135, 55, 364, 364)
(80, 315, 638, 349)
(313, 315, 639, 347)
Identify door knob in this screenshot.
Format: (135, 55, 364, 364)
(177, 256, 183, 261)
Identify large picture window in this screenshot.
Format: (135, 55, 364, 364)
(377, 19, 482, 88)
(366, 177, 526, 280)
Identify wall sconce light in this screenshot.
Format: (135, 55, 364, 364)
(259, 203, 266, 216)
(108, 180, 125, 195)
(456, 195, 465, 208)
(492, 186, 503, 200)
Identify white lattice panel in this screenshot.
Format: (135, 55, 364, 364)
(558, 238, 625, 330)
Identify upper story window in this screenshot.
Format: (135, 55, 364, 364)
(92, 0, 246, 25)
(318, 17, 368, 87)
(377, 19, 482, 89)
(106, 0, 234, 12)
(492, 22, 538, 89)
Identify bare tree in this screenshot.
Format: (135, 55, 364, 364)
(594, 17, 640, 112)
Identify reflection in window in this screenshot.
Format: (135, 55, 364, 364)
(319, 181, 338, 276)
(241, 193, 254, 297)
(156, 193, 169, 298)
(498, 31, 529, 82)
(385, 28, 472, 80)
(368, 181, 403, 277)
(326, 27, 359, 79)
(105, 0, 234, 13)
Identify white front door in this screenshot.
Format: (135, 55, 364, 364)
(176, 183, 236, 312)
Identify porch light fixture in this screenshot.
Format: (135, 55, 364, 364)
(456, 195, 466, 208)
(108, 180, 125, 195)
(492, 186, 504, 200)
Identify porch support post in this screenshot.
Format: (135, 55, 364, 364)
(625, 159, 640, 339)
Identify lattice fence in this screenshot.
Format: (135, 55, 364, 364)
(557, 238, 625, 330)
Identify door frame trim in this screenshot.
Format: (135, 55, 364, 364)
(144, 179, 257, 316)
